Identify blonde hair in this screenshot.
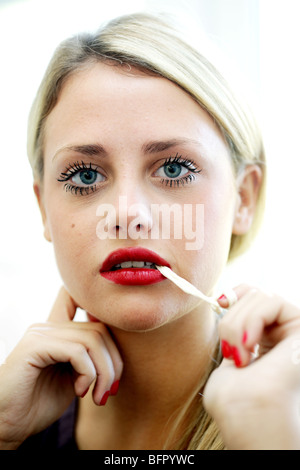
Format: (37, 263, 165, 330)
(27, 12, 266, 449)
(28, 13, 265, 260)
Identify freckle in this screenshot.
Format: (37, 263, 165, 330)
(71, 224, 75, 228)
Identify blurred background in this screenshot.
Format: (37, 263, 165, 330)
(0, 0, 299, 359)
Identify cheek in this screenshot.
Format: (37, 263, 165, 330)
(183, 185, 237, 287)
(47, 205, 99, 285)
(206, 189, 236, 241)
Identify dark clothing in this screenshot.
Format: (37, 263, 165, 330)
(18, 400, 78, 450)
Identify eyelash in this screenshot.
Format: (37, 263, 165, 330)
(57, 161, 100, 195)
(159, 155, 202, 187)
(57, 155, 202, 195)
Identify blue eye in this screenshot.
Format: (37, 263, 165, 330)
(163, 162, 188, 179)
(155, 155, 201, 187)
(71, 169, 104, 186)
(57, 161, 105, 196)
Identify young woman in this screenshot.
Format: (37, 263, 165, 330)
(1, 13, 299, 450)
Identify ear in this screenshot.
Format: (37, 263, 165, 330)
(232, 165, 263, 235)
(33, 182, 52, 242)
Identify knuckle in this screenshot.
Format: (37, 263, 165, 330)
(114, 357, 124, 377)
(73, 342, 87, 357)
(26, 323, 46, 332)
(99, 356, 115, 381)
(92, 322, 108, 336)
(87, 368, 97, 383)
(218, 316, 233, 333)
(87, 330, 108, 352)
(237, 282, 254, 291)
(218, 317, 239, 342)
(88, 329, 103, 344)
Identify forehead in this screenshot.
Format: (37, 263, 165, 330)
(43, 62, 227, 157)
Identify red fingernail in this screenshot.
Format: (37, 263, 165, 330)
(221, 340, 232, 358)
(218, 294, 227, 302)
(99, 391, 110, 406)
(232, 347, 242, 367)
(110, 380, 120, 396)
(242, 331, 248, 345)
(80, 388, 89, 398)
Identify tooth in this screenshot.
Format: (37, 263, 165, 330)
(120, 261, 133, 268)
(117, 261, 156, 269)
(132, 261, 145, 268)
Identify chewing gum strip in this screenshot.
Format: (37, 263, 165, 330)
(156, 265, 222, 314)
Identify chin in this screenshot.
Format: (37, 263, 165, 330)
(108, 303, 176, 332)
(91, 294, 197, 333)
(83, 293, 175, 332)
(75, 283, 198, 332)
(114, 311, 172, 332)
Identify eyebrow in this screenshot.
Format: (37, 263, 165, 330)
(52, 144, 108, 161)
(52, 138, 200, 161)
(141, 138, 200, 154)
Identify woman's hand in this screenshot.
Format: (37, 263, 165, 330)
(204, 285, 300, 450)
(0, 287, 123, 450)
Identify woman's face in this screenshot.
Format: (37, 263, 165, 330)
(38, 62, 240, 331)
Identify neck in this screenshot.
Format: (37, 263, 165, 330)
(76, 306, 218, 449)
(112, 308, 217, 405)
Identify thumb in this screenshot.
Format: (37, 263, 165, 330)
(48, 286, 78, 322)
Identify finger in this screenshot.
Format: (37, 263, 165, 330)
(217, 284, 251, 309)
(48, 286, 78, 323)
(71, 325, 117, 405)
(33, 323, 122, 405)
(37, 320, 123, 385)
(218, 286, 268, 367)
(219, 287, 300, 368)
(85, 315, 123, 393)
(27, 331, 97, 397)
(220, 289, 279, 345)
(91, 345, 116, 405)
(89, 322, 123, 388)
(66, 325, 117, 405)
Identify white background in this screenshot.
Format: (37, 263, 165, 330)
(0, 0, 299, 358)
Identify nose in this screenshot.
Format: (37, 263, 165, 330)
(115, 195, 153, 240)
(96, 191, 153, 241)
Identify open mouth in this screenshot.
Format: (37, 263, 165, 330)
(110, 261, 157, 271)
(100, 247, 170, 285)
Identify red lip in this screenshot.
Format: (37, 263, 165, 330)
(100, 247, 171, 286)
